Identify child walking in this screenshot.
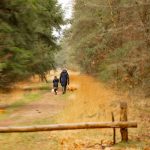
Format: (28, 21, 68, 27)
(53, 76, 59, 95)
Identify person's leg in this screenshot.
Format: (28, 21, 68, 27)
(62, 86, 65, 94)
(54, 88, 57, 95)
(56, 87, 58, 94)
(64, 86, 67, 93)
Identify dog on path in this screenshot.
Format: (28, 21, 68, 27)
(67, 86, 77, 92)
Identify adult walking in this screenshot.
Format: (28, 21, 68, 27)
(60, 69, 69, 94)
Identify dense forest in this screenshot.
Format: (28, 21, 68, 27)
(0, 1, 150, 149)
(63, 0, 150, 96)
(0, 0, 64, 88)
(0, 0, 150, 96)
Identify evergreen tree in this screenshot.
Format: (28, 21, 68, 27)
(0, 0, 64, 88)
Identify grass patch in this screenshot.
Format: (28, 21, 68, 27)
(114, 140, 148, 149)
(0, 132, 61, 150)
(22, 84, 51, 91)
(8, 92, 43, 110)
(0, 103, 62, 150)
(0, 80, 67, 150)
(32, 117, 57, 125)
(0, 91, 45, 121)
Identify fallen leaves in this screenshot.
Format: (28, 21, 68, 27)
(58, 136, 113, 150)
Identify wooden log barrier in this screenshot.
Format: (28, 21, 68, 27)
(120, 102, 128, 142)
(0, 122, 137, 133)
(111, 112, 116, 144)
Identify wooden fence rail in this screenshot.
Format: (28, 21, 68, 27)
(0, 102, 137, 143)
(0, 121, 137, 133)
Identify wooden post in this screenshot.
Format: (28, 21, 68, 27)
(120, 102, 128, 142)
(111, 112, 116, 144)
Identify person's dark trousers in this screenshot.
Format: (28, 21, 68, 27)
(62, 86, 67, 94)
(54, 88, 58, 95)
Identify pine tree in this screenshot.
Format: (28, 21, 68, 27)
(0, 0, 64, 88)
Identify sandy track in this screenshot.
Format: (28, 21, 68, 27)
(0, 73, 149, 149)
(0, 92, 66, 126)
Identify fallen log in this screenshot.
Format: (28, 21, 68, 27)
(0, 121, 137, 133)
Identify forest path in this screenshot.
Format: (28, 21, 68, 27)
(0, 71, 80, 126)
(0, 72, 149, 149)
(0, 72, 120, 150)
(0, 91, 66, 126)
(0, 72, 121, 128)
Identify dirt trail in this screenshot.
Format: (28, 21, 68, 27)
(0, 73, 122, 126)
(0, 72, 121, 126)
(0, 92, 66, 126)
(56, 74, 149, 149)
(0, 73, 149, 149)
(58, 74, 122, 123)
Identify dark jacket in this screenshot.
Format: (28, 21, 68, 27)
(53, 79, 59, 88)
(60, 70, 69, 86)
